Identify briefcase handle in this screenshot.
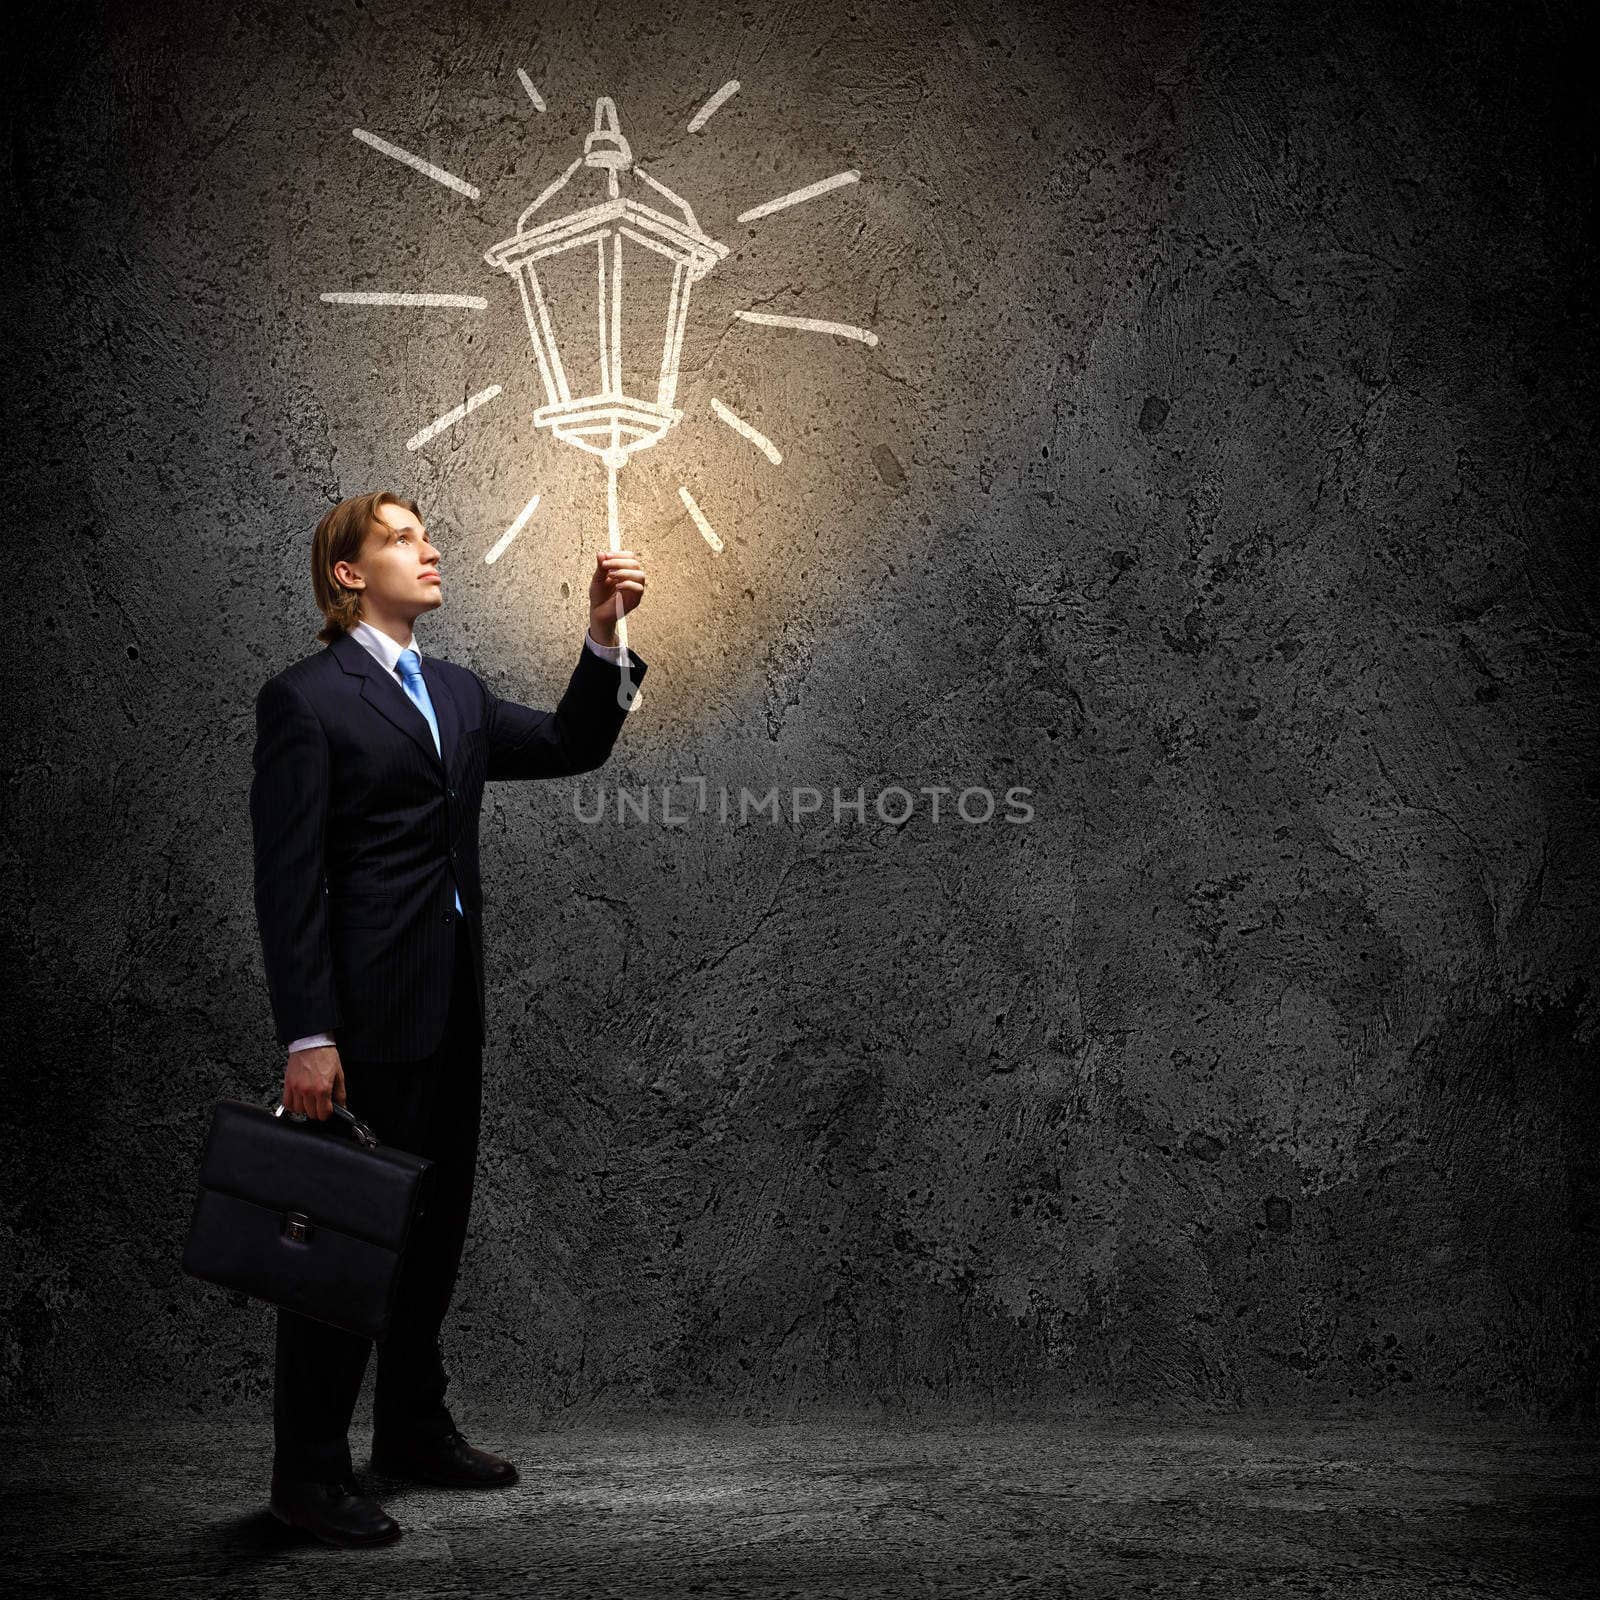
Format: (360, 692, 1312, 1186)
(272, 1099, 381, 1151)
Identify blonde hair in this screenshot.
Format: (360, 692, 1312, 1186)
(310, 491, 422, 644)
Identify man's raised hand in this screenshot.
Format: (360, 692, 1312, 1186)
(588, 549, 647, 644)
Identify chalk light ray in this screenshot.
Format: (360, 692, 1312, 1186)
(486, 492, 541, 564)
(352, 127, 480, 201)
(405, 385, 503, 452)
(320, 292, 488, 309)
(679, 486, 724, 553)
(710, 398, 783, 464)
(734, 309, 879, 347)
(688, 80, 740, 132)
(736, 169, 860, 224)
(516, 68, 546, 113)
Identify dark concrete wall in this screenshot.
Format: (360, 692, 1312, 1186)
(3, 0, 1596, 1425)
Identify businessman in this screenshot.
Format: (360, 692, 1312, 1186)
(249, 489, 647, 1547)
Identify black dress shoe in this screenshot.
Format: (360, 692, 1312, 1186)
(371, 1427, 519, 1488)
(269, 1473, 403, 1547)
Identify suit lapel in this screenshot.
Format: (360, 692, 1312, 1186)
(329, 629, 451, 777)
(420, 655, 459, 774)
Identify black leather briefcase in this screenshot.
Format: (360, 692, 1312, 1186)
(181, 1098, 433, 1341)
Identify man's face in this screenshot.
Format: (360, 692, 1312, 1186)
(334, 502, 443, 623)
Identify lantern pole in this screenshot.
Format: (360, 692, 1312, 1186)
(604, 442, 638, 709)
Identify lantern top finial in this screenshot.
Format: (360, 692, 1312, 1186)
(490, 98, 729, 271)
(584, 98, 632, 174)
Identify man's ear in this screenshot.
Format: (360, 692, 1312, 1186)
(332, 559, 365, 591)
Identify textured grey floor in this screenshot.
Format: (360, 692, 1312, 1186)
(2, 1412, 1596, 1597)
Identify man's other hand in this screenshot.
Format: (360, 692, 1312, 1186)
(283, 1044, 346, 1120)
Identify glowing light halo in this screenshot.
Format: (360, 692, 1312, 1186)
(319, 75, 882, 714)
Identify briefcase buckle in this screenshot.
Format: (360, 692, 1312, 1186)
(284, 1212, 311, 1243)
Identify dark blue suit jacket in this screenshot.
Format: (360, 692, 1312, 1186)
(249, 627, 648, 1061)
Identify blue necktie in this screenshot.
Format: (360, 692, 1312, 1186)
(397, 649, 463, 917)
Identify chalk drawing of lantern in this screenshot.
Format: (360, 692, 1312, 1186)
(483, 97, 727, 708)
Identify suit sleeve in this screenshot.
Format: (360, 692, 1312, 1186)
(250, 675, 342, 1046)
(484, 636, 650, 782)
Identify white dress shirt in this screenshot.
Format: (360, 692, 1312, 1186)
(287, 622, 625, 1055)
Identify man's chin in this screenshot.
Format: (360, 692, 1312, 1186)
(394, 592, 444, 625)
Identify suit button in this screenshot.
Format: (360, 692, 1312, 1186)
(448, 788, 456, 798)
(442, 913, 451, 923)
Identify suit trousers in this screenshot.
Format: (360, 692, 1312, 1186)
(272, 912, 482, 1483)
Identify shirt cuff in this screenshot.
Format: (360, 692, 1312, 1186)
(584, 628, 626, 664)
(288, 1032, 336, 1053)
